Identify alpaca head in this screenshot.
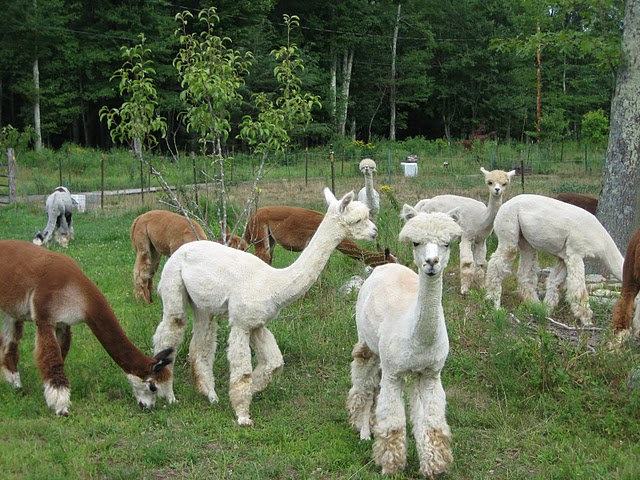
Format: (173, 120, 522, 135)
(480, 167, 516, 198)
(324, 188, 378, 242)
(399, 205, 462, 276)
(359, 158, 377, 175)
(125, 348, 173, 409)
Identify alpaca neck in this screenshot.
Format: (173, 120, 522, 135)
(478, 193, 504, 233)
(336, 239, 387, 266)
(84, 296, 152, 378)
(364, 174, 376, 205)
(273, 217, 345, 306)
(411, 272, 446, 346)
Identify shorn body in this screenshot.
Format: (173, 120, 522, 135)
(33, 186, 75, 248)
(154, 188, 378, 426)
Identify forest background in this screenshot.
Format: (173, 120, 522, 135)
(0, 0, 620, 150)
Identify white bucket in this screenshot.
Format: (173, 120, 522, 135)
(400, 162, 418, 177)
(71, 194, 86, 213)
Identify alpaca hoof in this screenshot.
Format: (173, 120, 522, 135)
(207, 392, 219, 404)
(2, 369, 21, 388)
(56, 408, 69, 417)
(237, 416, 253, 427)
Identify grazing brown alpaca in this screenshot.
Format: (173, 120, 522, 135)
(554, 193, 598, 215)
(131, 210, 248, 303)
(0, 240, 173, 416)
(611, 227, 640, 342)
(243, 205, 397, 266)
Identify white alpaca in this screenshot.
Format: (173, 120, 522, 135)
(33, 186, 76, 248)
(358, 158, 380, 219)
(347, 206, 462, 477)
(485, 194, 624, 325)
(153, 188, 378, 426)
(415, 167, 515, 295)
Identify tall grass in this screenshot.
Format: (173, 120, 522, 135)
(0, 162, 637, 479)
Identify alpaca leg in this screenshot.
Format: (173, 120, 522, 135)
(35, 323, 71, 416)
(56, 214, 70, 248)
(516, 239, 540, 303)
(227, 325, 254, 426)
(152, 309, 188, 404)
(458, 237, 475, 295)
(346, 342, 381, 440)
(473, 240, 488, 289)
(544, 260, 567, 311)
(66, 212, 74, 241)
(1, 317, 24, 388)
(564, 255, 593, 325)
(133, 251, 155, 303)
(55, 324, 72, 360)
(408, 373, 453, 477)
(147, 250, 162, 303)
(249, 326, 284, 395)
(372, 374, 407, 475)
(189, 309, 219, 403)
(485, 245, 518, 309)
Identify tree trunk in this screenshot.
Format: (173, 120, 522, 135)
(33, 56, 42, 150)
(338, 48, 354, 137)
(389, 2, 401, 141)
(597, 0, 640, 254)
(330, 47, 337, 131)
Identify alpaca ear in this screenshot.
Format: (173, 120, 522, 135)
(323, 187, 338, 206)
(401, 204, 419, 221)
(336, 191, 355, 213)
(507, 169, 517, 179)
(480, 167, 489, 176)
(151, 348, 174, 373)
(446, 207, 462, 224)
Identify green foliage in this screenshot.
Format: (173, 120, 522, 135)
(99, 34, 167, 151)
(0, 125, 36, 152)
(582, 109, 610, 145)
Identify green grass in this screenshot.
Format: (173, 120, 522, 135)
(0, 165, 638, 479)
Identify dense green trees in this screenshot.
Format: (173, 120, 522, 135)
(0, 0, 624, 149)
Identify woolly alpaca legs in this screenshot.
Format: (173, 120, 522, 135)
(372, 376, 408, 475)
(485, 245, 518, 308)
(1, 318, 24, 388)
(408, 375, 453, 477)
(347, 342, 381, 440)
(227, 325, 284, 426)
(133, 250, 161, 303)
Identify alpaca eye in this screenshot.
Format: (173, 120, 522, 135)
(413, 242, 420, 247)
(444, 243, 450, 248)
(487, 181, 493, 186)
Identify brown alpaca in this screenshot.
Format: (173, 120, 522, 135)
(0, 240, 173, 416)
(554, 193, 598, 215)
(611, 227, 640, 340)
(130, 210, 248, 303)
(244, 205, 397, 266)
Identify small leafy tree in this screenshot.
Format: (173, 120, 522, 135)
(582, 109, 609, 146)
(99, 34, 167, 198)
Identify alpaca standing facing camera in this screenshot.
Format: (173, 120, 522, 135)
(153, 188, 378, 427)
(33, 186, 75, 248)
(415, 167, 516, 294)
(358, 158, 380, 219)
(347, 206, 461, 477)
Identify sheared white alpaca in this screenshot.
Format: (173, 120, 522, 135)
(153, 188, 378, 426)
(347, 206, 462, 477)
(415, 167, 516, 295)
(0, 240, 173, 416)
(358, 158, 380, 219)
(33, 186, 75, 248)
(485, 194, 624, 325)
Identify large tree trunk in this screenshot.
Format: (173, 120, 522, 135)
(337, 48, 354, 137)
(597, 0, 640, 254)
(389, 2, 401, 141)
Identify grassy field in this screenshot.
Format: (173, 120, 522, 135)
(0, 166, 638, 480)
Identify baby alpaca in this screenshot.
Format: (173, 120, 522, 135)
(485, 194, 624, 325)
(358, 158, 380, 219)
(130, 210, 247, 303)
(347, 206, 461, 477)
(0, 240, 172, 416)
(33, 186, 75, 248)
(153, 189, 378, 426)
(415, 167, 516, 294)
(611, 227, 640, 342)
